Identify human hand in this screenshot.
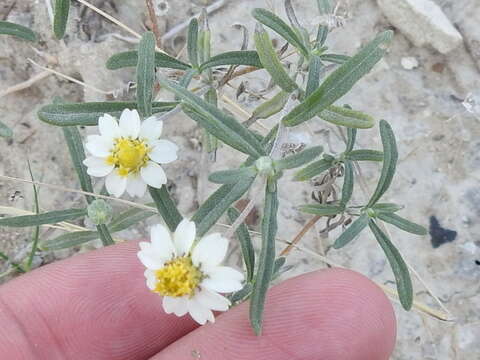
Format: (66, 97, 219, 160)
(0, 241, 396, 359)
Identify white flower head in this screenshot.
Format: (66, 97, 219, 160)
(137, 219, 244, 325)
(83, 109, 178, 198)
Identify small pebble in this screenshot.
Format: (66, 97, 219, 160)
(401, 56, 419, 70)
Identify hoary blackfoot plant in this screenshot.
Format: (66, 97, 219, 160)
(0, 0, 427, 335)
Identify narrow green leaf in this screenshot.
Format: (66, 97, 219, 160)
(178, 69, 197, 89)
(317, 105, 375, 129)
(345, 128, 357, 153)
(250, 185, 279, 335)
(314, 25, 328, 49)
(333, 213, 368, 249)
(341, 160, 354, 205)
(192, 176, 255, 238)
(293, 158, 333, 181)
(299, 203, 345, 216)
(148, 186, 182, 232)
(282, 31, 393, 126)
(229, 283, 253, 304)
(369, 220, 413, 310)
(96, 224, 114, 246)
(53, 0, 70, 39)
(306, 55, 322, 97)
(41, 231, 98, 251)
(371, 203, 404, 214)
(200, 50, 263, 72)
(317, 0, 332, 14)
(318, 54, 350, 64)
(0, 208, 86, 227)
(187, 18, 199, 68)
(248, 91, 289, 125)
(62, 126, 94, 203)
(0, 120, 13, 138)
(254, 23, 298, 93)
(109, 205, 156, 232)
(158, 76, 265, 157)
(0, 251, 25, 273)
(346, 149, 384, 162)
(275, 146, 323, 170)
(209, 167, 257, 184)
(227, 208, 255, 282)
(252, 8, 309, 57)
(0, 21, 36, 41)
(367, 120, 398, 207)
(136, 32, 156, 117)
(25, 160, 40, 271)
(106, 51, 190, 70)
(377, 213, 427, 235)
(38, 101, 177, 126)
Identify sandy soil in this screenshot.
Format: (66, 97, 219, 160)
(1, 0, 479, 358)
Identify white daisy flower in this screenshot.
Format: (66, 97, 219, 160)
(83, 109, 178, 198)
(137, 219, 244, 325)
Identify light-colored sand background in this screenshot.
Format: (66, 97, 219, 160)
(1, 0, 479, 358)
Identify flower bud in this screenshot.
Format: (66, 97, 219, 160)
(254, 156, 275, 177)
(87, 199, 113, 225)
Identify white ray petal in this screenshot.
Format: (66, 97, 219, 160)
(140, 161, 167, 188)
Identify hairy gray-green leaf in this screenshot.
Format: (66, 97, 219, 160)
(250, 185, 278, 335)
(158, 76, 265, 157)
(299, 203, 345, 216)
(0, 120, 13, 138)
(254, 23, 298, 93)
(346, 149, 383, 162)
(38, 101, 177, 126)
(187, 18, 199, 68)
(247, 91, 289, 126)
(209, 167, 257, 184)
(252, 8, 309, 57)
(200, 50, 263, 72)
(283, 31, 393, 126)
(318, 54, 350, 64)
(371, 203, 404, 214)
(148, 186, 182, 232)
(109, 206, 156, 232)
(137, 32, 156, 117)
(96, 224, 114, 246)
(314, 25, 328, 49)
(229, 283, 254, 304)
(0, 21, 36, 41)
(192, 176, 255, 238)
(341, 160, 354, 205)
(41, 230, 99, 251)
(62, 126, 95, 203)
(0, 208, 86, 227)
(306, 55, 322, 97)
(227, 208, 255, 282)
(346, 128, 357, 153)
(317, 105, 375, 129)
(106, 51, 191, 70)
(377, 213, 427, 235)
(53, 0, 70, 39)
(333, 213, 368, 249)
(293, 158, 333, 181)
(367, 120, 398, 207)
(369, 220, 413, 310)
(275, 146, 323, 170)
(317, 0, 332, 14)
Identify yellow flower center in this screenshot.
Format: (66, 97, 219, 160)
(107, 138, 150, 176)
(153, 257, 202, 297)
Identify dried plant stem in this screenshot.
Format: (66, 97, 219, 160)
(145, 0, 162, 48)
(279, 215, 321, 256)
(0, 71, 51, 99)
(28, 59, 111, 95)
(0, 175, 157, 212)
(74, 0, 167, 53)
